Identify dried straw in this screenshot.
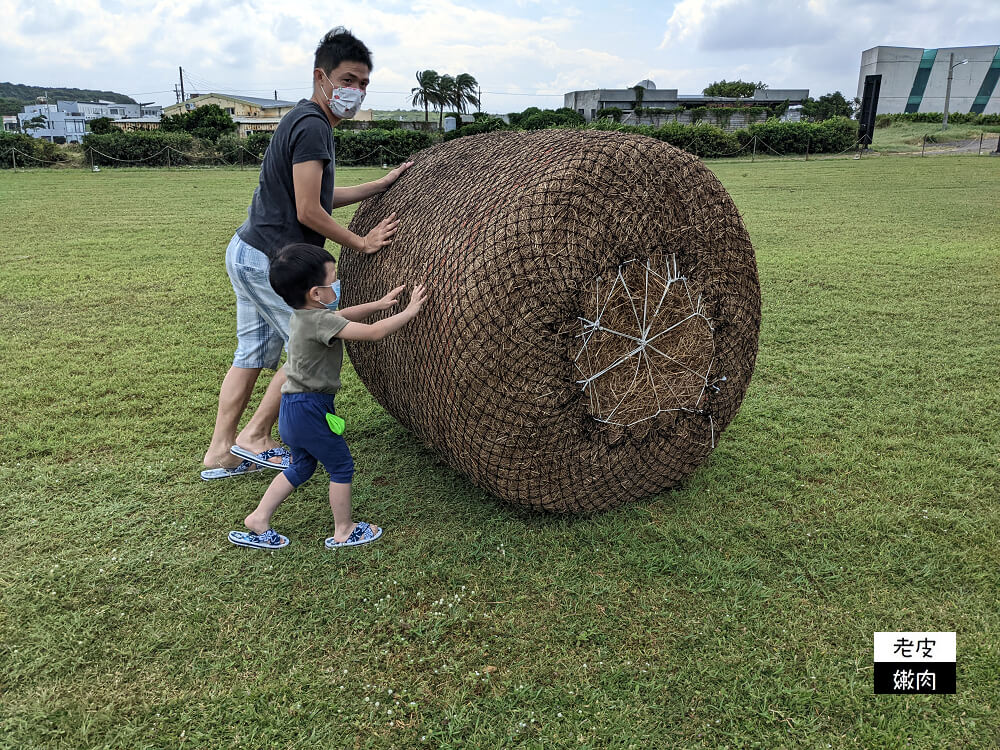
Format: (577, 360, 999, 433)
(341, 128, 760, 513)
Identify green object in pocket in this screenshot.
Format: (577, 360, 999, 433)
(325, 413, 346, 435)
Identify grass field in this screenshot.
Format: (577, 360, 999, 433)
(870, 120, 1000, 152)
(1, 156, 998, 749)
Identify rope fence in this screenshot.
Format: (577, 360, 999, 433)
(3, 132, 998, 171)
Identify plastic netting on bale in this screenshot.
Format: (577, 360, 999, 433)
(340, 129, 760, 513)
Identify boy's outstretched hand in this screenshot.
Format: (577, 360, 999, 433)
(406, 284, 428, 317)
(377, 285, 406, 311)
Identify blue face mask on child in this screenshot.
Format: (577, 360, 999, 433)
(324, 279, 341, 311)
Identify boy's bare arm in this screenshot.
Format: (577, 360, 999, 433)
(337, 285, 427, 342)
(337, 285, 406, 322)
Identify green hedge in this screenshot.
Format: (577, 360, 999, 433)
(332, 129, 435, 165)
(875, 111, 1000, 126)
(580, 117, 856, 157)
(583, 120, 739, 157)
(443, 117, 857, 158)
(69, 128, 433, 168)
(216, 131, 273, 165)
(83, 131, 197, 166)
(443, 117, 509, 141)
(0, 132, 72, 167)
(5, 114, 863, 169)
(738, 117, 858, 155)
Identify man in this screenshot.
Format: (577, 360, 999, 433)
(202, 27, 412, 479)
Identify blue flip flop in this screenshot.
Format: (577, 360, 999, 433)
(325, 521, 383, 549)
(200, 459, 265, 481)
(228, 528, 290, 550)
(230, 445, 291, 470)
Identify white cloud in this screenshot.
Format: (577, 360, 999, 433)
(0, 0, 998, 111)
(654, 0, 1000, 96)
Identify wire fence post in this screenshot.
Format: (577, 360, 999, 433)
(805, 138, 809, 161)
(751, 136, 756, 163)
(89, 147, 94, 171)
(978, 131, 984, 156)
(921, 135, 926, 157)
(239, 147, 243, 171)
(11, 149, 15, 171)
(167, 148, 171, 169)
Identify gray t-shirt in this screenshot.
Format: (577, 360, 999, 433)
(282, 309, 350, 395)
(237, 100, 335, 259)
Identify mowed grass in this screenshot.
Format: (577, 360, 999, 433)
(0, 157, 998, 749)
(870, 121, 1000, 152)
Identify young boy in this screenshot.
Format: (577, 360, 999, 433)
(227, 243, 426, 550)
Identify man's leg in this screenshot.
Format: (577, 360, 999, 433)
(234, 366, 287, 460)
(207, 233, 292, 470)
(203, 366, 263, 469)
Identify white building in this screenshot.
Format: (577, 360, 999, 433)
(57, 100, 163, 121)
(15, 99, 164, 142)
(17, 103, 87, 143)
(858, 44, 1000, 115)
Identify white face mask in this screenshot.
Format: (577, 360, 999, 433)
(322, 72, 365, 119)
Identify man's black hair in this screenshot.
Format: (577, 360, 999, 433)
(315, 26, 373, 74)
(269, 243, 336, 309)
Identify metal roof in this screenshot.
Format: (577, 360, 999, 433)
(194, 93, 298, 108)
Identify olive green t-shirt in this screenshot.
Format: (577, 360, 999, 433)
(281, 308, 350, 395)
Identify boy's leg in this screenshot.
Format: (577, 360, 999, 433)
(328, 481, 379, 543)
(321, 424, 366, 543)
(245, 473, 296, 533)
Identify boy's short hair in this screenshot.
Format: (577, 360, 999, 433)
(315, 27, 373, 74)
(269, 243, 335, 309)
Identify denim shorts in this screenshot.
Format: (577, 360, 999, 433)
(225, 233, 291, 369)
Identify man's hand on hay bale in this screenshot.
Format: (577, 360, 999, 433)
(361, 213, 401, 254)
(379, 161, 414, 191)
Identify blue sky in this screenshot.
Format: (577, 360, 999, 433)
(2, 0, 998, 112)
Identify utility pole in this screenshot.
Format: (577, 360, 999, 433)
(274, 90, 278, 101)
(179, 66, 186, 102)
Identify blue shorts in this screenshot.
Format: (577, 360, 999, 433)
(279, 392, 355, 486)
(225, 233, 291, 369)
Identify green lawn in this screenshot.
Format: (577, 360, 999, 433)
(1, 157, 998, 749)
(869, 120, 1000, 152)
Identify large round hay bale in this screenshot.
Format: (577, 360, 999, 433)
(340, 129, 760, 513)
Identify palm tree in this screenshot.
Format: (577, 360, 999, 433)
(436, 74, 457, 129)
(454, 73, 480, 113)
(411, 70, 440, 123)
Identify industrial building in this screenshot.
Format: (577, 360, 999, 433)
(857, 45, 1000, 115)
(564, 81, 809, 123)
